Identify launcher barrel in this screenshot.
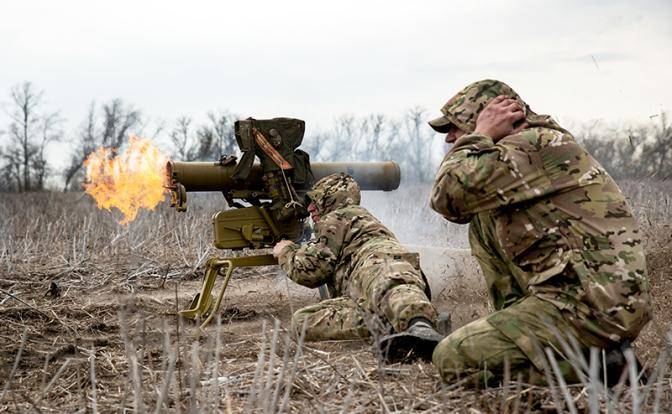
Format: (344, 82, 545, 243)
(167, 161, 400, 193)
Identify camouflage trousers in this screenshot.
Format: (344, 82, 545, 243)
(431, 215, 609, 385)
(432, 295, 589, 385)
(292, 255, 437, 341)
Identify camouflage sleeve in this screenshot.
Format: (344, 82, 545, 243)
(276, 214, 344, 289)
(430, 131, 553, 223)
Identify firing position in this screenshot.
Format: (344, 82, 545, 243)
(427, 79, 652, 384)
(273, 173, 443, 361)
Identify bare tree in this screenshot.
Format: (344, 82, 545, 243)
(399, 107, 435, 182)
(169, 111, 238, 161)
(7, 82, 41, 191)
(358, 114, 400, 161)
(33, 112, 63, 190)
(0, 146, 22, 191)
(170, 116, 197, 161)
(302, 132, 327, 161)
(194, 125, 216, 160)
(640, 112, 672, 179)
(331, 114, 359, 160)
(205, 111, 238, 158)
(2, 82, 61, 192)
(101, 99, 141, 149)
(304, 112, 416, 175)
(577, 112, 672, 180)
(63, 103, 97, 191)
(63, 99, 142, 191)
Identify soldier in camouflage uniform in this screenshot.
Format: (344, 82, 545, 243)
(273, 173, 443, 361)
(427, 79, 651, 384)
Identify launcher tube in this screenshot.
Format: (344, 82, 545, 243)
(167, 161, 400, 192)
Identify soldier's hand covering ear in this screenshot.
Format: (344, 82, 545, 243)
(273, 240, 295, 258)
(474, 95, 528, 142)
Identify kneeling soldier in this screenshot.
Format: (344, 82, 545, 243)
(427, 79, 651, 385)
(273, 173, 443, 361)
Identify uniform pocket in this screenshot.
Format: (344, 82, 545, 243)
(494, 207, 543, 262)
(495, 207, 570, 285)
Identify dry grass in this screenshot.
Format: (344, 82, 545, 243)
(0, 181, 671, 412)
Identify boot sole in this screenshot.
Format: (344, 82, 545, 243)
(379, 333, 440, 363)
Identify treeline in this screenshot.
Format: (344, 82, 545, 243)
(577, 115, 672, 180)
(0, 81, 670, 192)
(0, 83, 61, 192)
(157, 107, 439, 182)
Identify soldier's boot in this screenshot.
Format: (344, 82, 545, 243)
(379, 317, 445, 363)
(603, 341, 648, 386)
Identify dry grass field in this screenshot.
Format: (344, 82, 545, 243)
(0, 180, 670, 413)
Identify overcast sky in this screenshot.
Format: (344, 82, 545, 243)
(1, 0, 671, 168)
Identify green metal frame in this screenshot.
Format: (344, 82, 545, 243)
(179, 254, 278, 329)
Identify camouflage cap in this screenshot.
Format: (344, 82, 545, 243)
(306, 173, 361, 216)
(428, 79, 533, 134)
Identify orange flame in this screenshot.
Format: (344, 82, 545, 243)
(84, 136, 169, 225)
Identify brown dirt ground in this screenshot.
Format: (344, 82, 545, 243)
(635, 246, 672, 364)
(1, 250, 670, 412)
(0, 190, 671, 412)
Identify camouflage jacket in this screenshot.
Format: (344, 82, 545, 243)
(278, 173, 414, 298)
(430, 80, 651, 345)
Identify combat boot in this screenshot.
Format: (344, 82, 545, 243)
(602, 341, 648, 386)
(378, 317, 445, 363)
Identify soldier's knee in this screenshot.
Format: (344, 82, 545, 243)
(431, 318, 504, 384)
(432, 336, 467, 383)
(433, 335, 502, 385)
(291, 308, 311, 337)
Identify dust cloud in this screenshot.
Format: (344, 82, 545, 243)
(360, 182, 468, 248)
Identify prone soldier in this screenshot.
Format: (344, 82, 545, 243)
(427, 79, 652, 384)
(273, 173, 444, 361)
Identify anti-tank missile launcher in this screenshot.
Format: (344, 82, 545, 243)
(166, 117, 400, 327)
